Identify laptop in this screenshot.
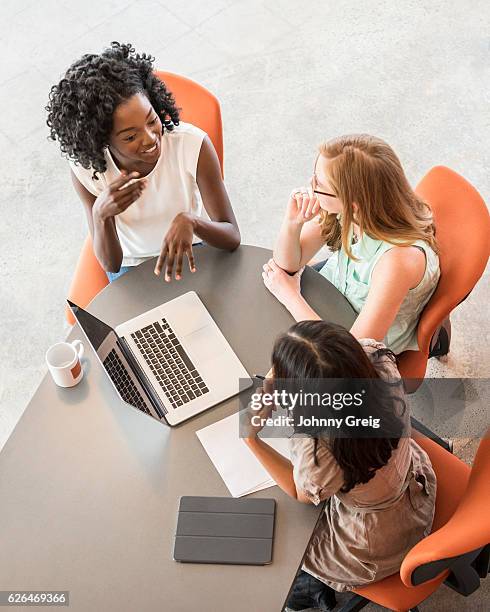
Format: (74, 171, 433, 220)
(68, 292, 252, 426)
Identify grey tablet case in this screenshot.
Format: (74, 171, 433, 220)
(174, 496, 276, 565)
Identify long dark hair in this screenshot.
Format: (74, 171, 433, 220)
(272, 321, 404, 493)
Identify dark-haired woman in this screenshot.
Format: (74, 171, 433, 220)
(47, 42, 240, 282)
(244, 322, 436, 610)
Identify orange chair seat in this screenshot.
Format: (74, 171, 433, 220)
(353, 435, 471, 611)
(354, 571, 448, 612)
(397, 349, 429, 381)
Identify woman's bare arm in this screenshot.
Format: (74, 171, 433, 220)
(71, 170, 145, 272)
(194, 136, 240, 249)
(243, 437, 312, 503)
(349, 246, 426, 341)
(274, 217, 326, 273)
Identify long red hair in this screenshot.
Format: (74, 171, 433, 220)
(318, 134, 437, 259)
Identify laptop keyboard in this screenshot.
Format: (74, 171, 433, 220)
(131, 318, 209, 410)
(104, 349, 150, 414)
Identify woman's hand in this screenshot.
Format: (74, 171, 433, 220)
(285, 188, 320, 226)
(93, 171, 147, 221)
(154, 212, 197, 282)
(262, 258, 304, 307)
(241, 383, 275, 439)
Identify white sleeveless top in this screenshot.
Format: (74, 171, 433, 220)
(70, 122, 206, 266)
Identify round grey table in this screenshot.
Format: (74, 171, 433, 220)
(0, 245, 356, 612)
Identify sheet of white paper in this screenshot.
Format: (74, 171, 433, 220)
(196, 411, 291, 498)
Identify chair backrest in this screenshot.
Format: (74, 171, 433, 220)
(412, 166, 490, 355)
(401, 432, 490, 587)
(155, 71, 224, 178)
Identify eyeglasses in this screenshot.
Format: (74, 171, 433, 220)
(310, 174, 336, 198)
(313, 187, 337, 198)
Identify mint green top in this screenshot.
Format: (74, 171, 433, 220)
(319, 229, 440, 354)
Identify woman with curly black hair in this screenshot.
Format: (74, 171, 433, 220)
(46, 42, 240, 282)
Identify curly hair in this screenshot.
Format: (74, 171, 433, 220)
(46, 42, 180, 179)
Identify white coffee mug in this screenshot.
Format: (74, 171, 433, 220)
(46, 340, 84, 388)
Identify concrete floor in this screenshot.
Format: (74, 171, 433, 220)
(0, 1, 489, 610)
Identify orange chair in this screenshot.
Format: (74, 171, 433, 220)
(65, 72, 224, 324)
(338, 432, 490, 612)
(397, 166, 490, 386)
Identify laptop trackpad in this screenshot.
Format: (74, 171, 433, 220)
(185, 326, 225, 364)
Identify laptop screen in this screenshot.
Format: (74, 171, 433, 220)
(67, 300, 114, 351)
(67, 300, 157, 416)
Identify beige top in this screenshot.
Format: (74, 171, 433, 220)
(290, 339, 436, 592)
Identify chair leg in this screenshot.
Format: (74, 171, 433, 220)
(337, 593, 369, 611)
(429, 317, 451, 358)
(444, 550, 482, 596)
(411, 417, 453, 452)
(473, 543, 490, 578)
